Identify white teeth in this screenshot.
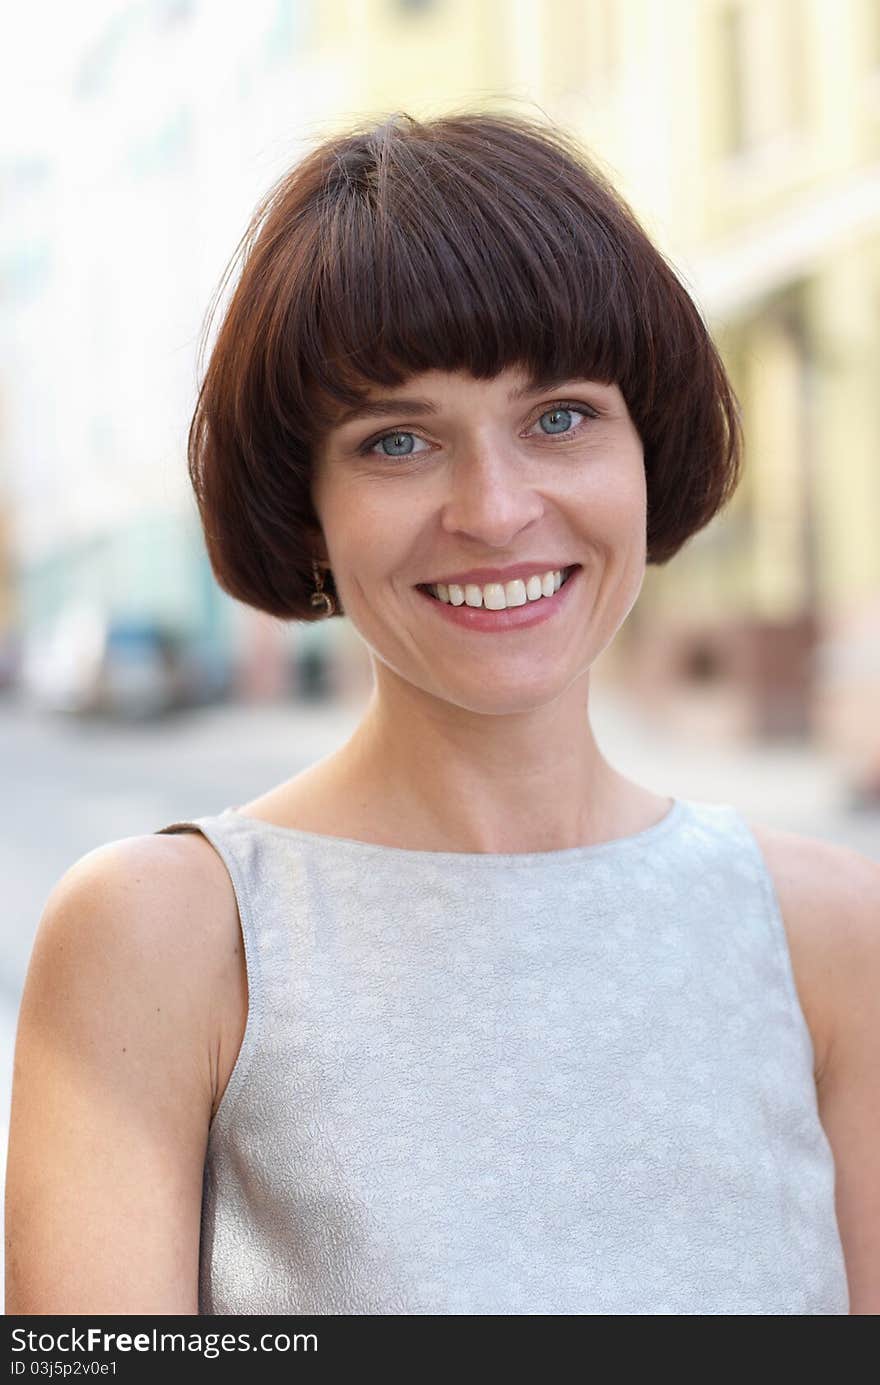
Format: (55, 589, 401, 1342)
(427, 568, 571, 608)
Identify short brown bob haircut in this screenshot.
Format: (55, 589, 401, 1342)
(189, 108, 743, 622)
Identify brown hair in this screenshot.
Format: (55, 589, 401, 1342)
(188, 108, 743, 621)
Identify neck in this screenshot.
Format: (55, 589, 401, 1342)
(332, 667, 641, 854)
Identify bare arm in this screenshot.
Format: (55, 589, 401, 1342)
(813, 846, 880, 1314)
(751, 823, 880, 1313)
(4, 832, 244, 1314)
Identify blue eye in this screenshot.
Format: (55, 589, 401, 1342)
(533, 404, 594, 436)
(360, 430, 430, 458)
(379, 432, 413, 457)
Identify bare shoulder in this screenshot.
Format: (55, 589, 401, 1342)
(5, 830, 247, 1311)
(742, 817, 880, 1083)
(740, 819, 880, 1313)
(35, 828, 247, 1123)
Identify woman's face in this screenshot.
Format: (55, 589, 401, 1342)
(311, 366, 647, 715)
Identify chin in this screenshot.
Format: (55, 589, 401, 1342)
(431, 670, 586, 718)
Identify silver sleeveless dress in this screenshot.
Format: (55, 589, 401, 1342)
(155, 796, 849, 1315)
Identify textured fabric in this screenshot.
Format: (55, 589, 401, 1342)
(155, 796, 849, 1315)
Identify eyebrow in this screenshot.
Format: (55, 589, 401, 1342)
(331, 376, 594, 429)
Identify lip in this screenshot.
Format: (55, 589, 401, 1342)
(419, 561, 576, 586)
(415, 564, 582, 632)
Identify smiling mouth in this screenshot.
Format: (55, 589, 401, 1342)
(417, 565, 579, 609)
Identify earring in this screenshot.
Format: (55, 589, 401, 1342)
(310, 559, 337, 616)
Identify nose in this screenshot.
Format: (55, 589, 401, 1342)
(438, 437, 546, 547)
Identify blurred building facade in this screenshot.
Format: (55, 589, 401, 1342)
(0, 0, 878, 765)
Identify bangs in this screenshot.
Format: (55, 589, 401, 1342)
(277, 113, 653, 438)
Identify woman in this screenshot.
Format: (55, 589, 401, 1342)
(6, 110, 878, 1315)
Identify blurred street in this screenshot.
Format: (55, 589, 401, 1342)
(2, 683, 878, 1298)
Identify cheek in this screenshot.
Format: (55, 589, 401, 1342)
(579, 463, 646, 543)
(322, 519, 405, 605)
(323, 487, 417, 580)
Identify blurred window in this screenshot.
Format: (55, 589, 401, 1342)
(266, 0, 314, 57)
(719, 3, 748, 156)
(550, 0, 618, 99)
(717, 0, 810, 159)
(870, 0, 880, 68)
(780, 0, 809, 131)
(155, 0, 195, 25)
